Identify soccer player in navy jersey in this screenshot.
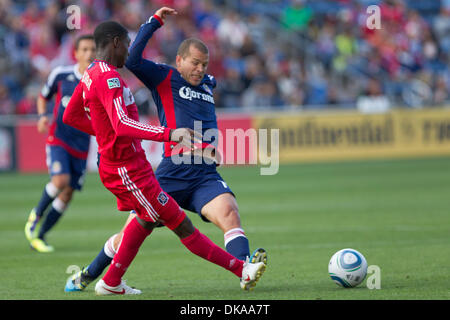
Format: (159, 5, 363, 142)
(125, 8, 267, 265)
(65, 7, 267, 292)
(25, 35, 96, 253)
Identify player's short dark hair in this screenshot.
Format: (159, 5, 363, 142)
(177, 38, 209, 58)
(74, 34, 95, 50)
(93, 21, 128, 49)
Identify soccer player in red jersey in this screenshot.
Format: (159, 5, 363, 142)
(63, 20, 265, 295)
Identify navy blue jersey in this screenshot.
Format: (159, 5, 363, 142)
(126, 16, 218, 157)
(126, 16, 235, 213)
(40, 64, 90, 159)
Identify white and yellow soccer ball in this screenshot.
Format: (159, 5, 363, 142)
(328, 248, 368, 288)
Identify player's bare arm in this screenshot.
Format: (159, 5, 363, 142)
(36, 95, 49, 133)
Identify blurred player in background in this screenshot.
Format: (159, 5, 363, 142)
(24, 35, 95, 253)
(63, 19, 266, 295)
(65, 7, 267, 293)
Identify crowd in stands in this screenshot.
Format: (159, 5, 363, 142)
(0, 0, 449, 115)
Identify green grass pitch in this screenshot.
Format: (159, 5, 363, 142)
(1, 157, 449, 300)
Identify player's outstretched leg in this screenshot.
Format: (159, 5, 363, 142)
(65, 233, 119, 292)
(201, 193, 251, 261)
(172, 215, 266, 291)
(200, 193, 268, 278)
(65, 213, 136, 292)
(94, 216, 154, 295)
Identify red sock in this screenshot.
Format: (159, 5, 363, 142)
(180, 228, 244, 277)
(102, 217, 152, 287)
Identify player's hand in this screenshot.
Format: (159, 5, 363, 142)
(169, 128, 202, 150)
(37, 115, 49, 133)
(154, 7, 178, 22)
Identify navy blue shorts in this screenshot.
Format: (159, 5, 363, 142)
(155, 156, 234, 222)
(46, 145, 87, 190)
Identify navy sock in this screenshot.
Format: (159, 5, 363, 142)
(225, 235, 250, 261)
(86, 234, 118, 279)
(38, 197, 66, 240)
(35, 186, 56, 217)
(38, 208, 62, 240)
(87, 248, 113, 279)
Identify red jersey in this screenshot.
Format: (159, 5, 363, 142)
(63, 59, 171, 164)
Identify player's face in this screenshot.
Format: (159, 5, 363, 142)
(176, 46, 209, 86)
(75, 39, 96, 66)
(115, 35, 130, 68)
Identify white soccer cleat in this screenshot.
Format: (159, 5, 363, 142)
(240, 257, 266, 291)
(95, 279, 141, 296)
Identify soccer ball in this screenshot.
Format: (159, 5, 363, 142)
(328, 248, 368, 288)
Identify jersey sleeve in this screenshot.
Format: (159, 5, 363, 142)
(125, 15, 169, 88)
(40, 66, 63, 100)
(63, 82, 96, 136)
(97, 71, 171, 142)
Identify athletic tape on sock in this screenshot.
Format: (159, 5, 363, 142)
(52, 197, 67, 213)
(45, 182, 61, 198)
(104, 233, 119, 258)
(224, 227, 246, 247)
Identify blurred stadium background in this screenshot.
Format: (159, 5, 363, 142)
(0, 0, 450, 171)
